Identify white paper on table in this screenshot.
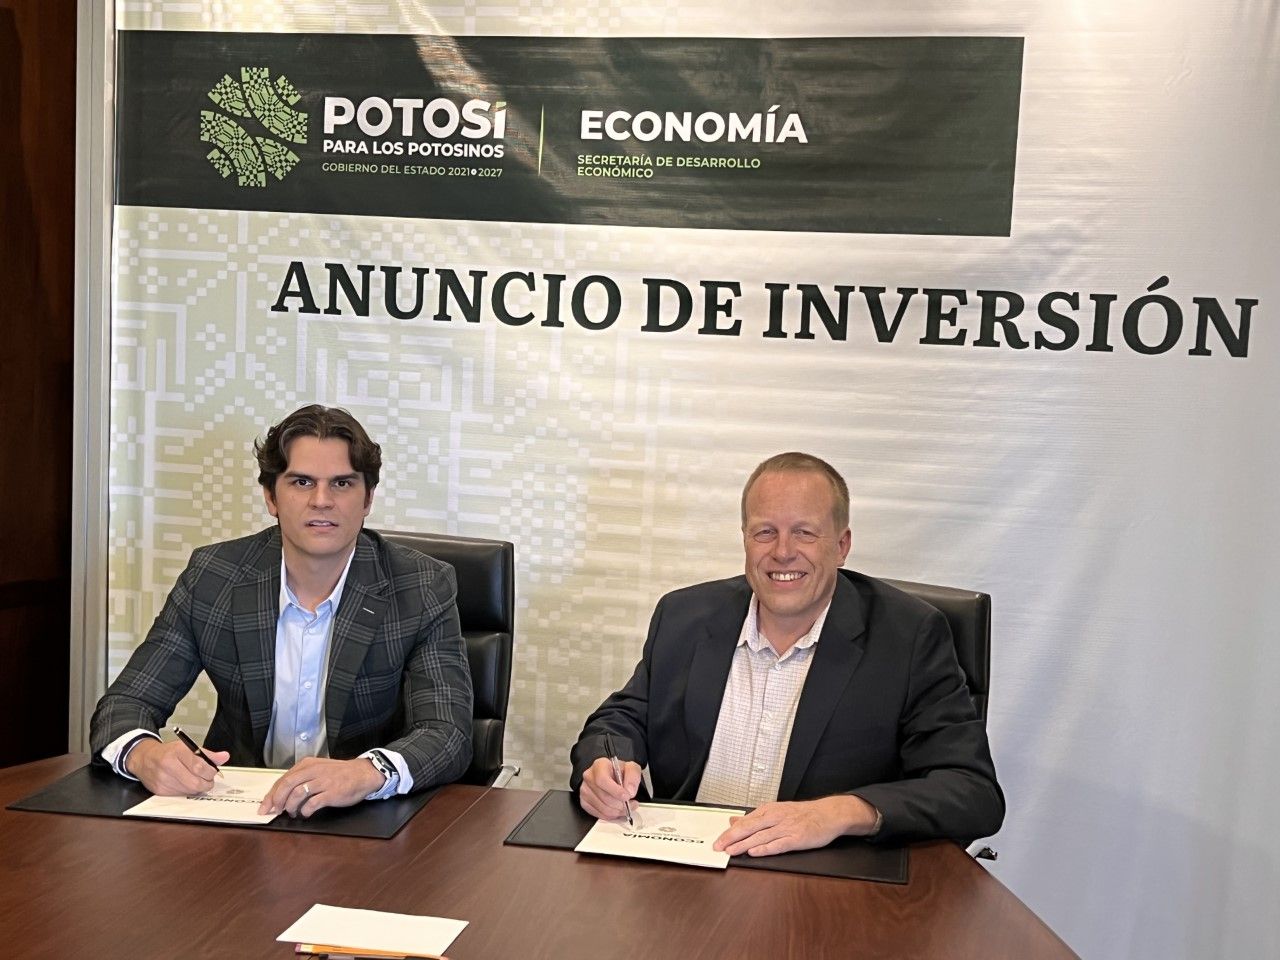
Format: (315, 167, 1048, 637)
(122, 766, 285, 825)
(277, 904, 468, 957)
(574, 801, 747, 869)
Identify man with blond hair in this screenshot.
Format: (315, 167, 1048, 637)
(572, 452, 1002, 854)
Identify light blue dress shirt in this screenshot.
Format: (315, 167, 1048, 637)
(264, 553, 349, 768)
(266, 551, 413, 799)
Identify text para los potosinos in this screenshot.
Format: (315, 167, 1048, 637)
(272, 266, 1254, 357)
(322, 96, 506, 158)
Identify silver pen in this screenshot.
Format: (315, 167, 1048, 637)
(603, 732, 634, 827)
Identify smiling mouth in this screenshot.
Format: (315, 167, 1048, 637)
(769, 571, 804, 582)
(306, 520, 338, 528)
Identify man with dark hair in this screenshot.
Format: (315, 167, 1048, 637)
(91, 404, 473, 817)
(572, 452, 1003, 853)
(254, 403, 384, 493)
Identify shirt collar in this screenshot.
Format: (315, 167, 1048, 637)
(740, 593, 833, 658)
(279, 547, 357, 616)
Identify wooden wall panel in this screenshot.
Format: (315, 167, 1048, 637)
(0, 0, 77, 766)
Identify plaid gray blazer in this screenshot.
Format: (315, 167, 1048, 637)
(90, 527, 473, 790)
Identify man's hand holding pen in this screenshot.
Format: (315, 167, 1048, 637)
(579, 755, 642, 822)
(125, 737, 230, 797)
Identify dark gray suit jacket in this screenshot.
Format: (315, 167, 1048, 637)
(571, 570, 1003, 844)
(90, 527, 473, 790)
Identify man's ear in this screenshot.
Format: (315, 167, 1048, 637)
(262, 484, 279, 518)
(838, 527, 851, 564)
(362, 485, 375, 516)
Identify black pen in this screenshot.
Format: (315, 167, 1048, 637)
(172, 725, 223, 779)
(602, 732, 634, 827)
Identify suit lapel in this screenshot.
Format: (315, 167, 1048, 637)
(232, 530, 283, 758)
(777, 574, 868, 800)
(324, 533, 390, 746)
(681, 584, 751, 793)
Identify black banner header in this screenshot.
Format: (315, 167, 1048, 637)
(116, 32, 1024, 236)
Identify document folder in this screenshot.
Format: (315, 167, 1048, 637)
(504, 789, 909, 884)
(7, 762, 435, 840)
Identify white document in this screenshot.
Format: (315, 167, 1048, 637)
(574, 801, 746, 869)
(122, 766, 284, 825)
(278, 904, 468, 957)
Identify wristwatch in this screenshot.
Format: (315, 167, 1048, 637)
(367, 749, 399, 795)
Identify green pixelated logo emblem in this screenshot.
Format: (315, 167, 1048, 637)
(199, 67, 308, 187)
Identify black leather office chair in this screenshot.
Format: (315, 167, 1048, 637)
(878, 576, 991, 724)
(381, 530, 517, 786)
(878, 575, 997, 859)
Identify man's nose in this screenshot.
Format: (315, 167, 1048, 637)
(772, 532, 796, 559)
(310, 483, 334, 507)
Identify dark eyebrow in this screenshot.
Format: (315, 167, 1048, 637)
(282, 471, 360, 483)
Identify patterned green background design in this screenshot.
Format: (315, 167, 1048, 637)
(109, 204, 1029, 789)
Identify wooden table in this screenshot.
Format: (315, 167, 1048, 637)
(0, 756, 1077, 959)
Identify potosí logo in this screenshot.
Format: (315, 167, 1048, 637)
(199, 67, 308, 187)
(322, 97, 508, 159)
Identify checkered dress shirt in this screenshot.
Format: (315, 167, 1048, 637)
(695, 596, 833, 807)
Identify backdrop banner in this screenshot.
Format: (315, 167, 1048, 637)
(105, 4, 1279, 959)
(117, 31, 1022, 234)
